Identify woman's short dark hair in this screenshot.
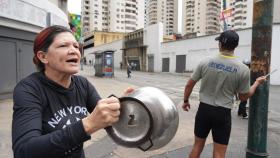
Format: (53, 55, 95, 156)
(33, 25, 72, 71)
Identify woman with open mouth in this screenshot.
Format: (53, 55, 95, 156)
(11, 25, 133, 158)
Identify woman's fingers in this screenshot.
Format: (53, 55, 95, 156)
(122, 87, 135, 96)
(98, 98, 120, 110)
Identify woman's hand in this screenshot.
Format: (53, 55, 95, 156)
(82, 87, 135, 135)
(82, 97, 120, 135)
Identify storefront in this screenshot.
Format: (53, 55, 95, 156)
(122, 29, 147, 71)
(94, 51, 114, 77)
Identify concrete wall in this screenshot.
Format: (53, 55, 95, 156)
(271, 25, 280, 85)
(85, 23, 280, 85)
(273, 0, 280, 23)
(84, 40, 123, 69)
(0, 0, 68, 33)
(144, 22, 163, 72)
(0, 0, 69, 99)
(161, 29, 252, 73)
(162, 26, 279, 85)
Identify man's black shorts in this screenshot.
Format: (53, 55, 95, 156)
(194, 102, 232, 145)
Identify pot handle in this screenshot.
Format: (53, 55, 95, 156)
(138, 138, 153, 151)
(108, 94, 118, 99)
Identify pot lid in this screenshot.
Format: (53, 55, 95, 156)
(106, 97, 153, 147)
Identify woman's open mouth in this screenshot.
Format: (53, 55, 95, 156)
(66, 58, 79, 65)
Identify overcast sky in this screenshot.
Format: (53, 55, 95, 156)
(67, 0, 81, 15)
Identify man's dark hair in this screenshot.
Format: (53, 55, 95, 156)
(215, 30, 239, 51)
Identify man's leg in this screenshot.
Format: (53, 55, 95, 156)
(190, 103, 212, 158)
(189, 136, 206, 158)
(213, 142, 227, 158)
(212, 107, 231, 158)
(238, 100, 247, 117)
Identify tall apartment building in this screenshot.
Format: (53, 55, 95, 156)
(82, 0, 144, 36)
(182, 0, 221, 36)
(82, 0, 91, 34)
(224, 0, 253, 30)
(145, 0, 179, 35)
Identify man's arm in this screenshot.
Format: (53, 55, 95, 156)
(182, 79, 197, 111)
(238, 76, 267, 101)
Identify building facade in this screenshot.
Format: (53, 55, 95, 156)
(182, 0, 221, 36)
(145, 0, 179, 35)
(223, 0, 253, 30)
(81, 0, 144, 36)
(122, 29, 147, 71)
(0, 0, 68, 99)
(87, 23, 280, 85)
(83, 31, 125, 49)
(48, 0, 68, 14)
(81, 0, 92, 33)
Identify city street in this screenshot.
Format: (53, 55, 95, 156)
(82, 67, 280, 158)
(1, 0, 280, 158)
(1, 67, 279, 158)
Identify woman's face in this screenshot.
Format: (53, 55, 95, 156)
(44, 32, 81, 75)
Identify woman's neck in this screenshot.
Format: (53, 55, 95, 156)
(44, 70, 71, 88)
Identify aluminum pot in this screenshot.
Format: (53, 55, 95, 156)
(106, 87, 179, 151)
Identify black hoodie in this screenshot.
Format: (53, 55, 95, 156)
(12, 72, 101, 158)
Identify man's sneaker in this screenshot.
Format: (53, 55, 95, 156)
(242, 115, 249, 119)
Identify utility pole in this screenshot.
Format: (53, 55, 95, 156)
(246, 0, 274, 158)
(222, 0, 227, 31)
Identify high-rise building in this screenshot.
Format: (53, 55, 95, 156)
(81, 0, 144, 36)
(145, 0, 179, 35)
(81, 0, 92, 34)
(224, 0, 253, 30)
(182, 0, 221, 36)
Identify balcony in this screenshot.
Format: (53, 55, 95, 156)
(207, 0, 219, 7)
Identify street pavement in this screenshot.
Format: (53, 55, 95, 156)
(1, 66, 280, 158)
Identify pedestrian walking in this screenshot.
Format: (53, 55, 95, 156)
(120, 62, 123, 69)
(127, 63, 132, 78)
(12, 25, 133, 158)
(182, 30, 267, 158)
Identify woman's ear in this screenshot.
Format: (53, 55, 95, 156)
(36, 51, 48, 64)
